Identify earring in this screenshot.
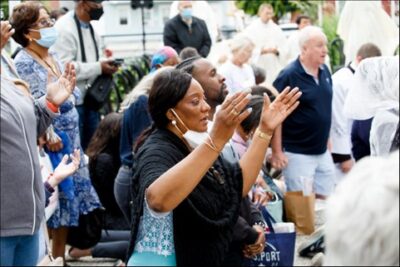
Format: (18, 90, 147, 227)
(171, 119, 184, 136)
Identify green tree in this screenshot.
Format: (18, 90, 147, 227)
(1, 0, 9, 20)
(1, 0, 53, 20)
(321, 13, 345, 72)
(235, 0, 316, 22)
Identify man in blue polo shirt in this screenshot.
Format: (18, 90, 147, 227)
(273, 26, 335, 199)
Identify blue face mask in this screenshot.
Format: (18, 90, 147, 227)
(181, 8, 192, 20)
(33, 26, 58, 48)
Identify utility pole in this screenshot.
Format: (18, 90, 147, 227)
(140, 5, 146, 53)
(131, 0, 153, 54)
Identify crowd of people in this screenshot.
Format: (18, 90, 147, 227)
(1, 0, 399, 266)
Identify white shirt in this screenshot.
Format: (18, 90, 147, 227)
(337, 1, 399, 64)
(37, 147, 59, 221)
(284, 30, 301, 65)
(330, 65, 355, 155)
(243, 19, 287, 84)
(218, 61, 255, 94)
(50, 11, 102, 105)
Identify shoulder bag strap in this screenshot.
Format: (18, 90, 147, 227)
(261, 206, 277, 234)
(73, 13, 99, 62)
(346, 62, 355, 74)
(88, 24, 99, 61)
(73, 13, 86, 63)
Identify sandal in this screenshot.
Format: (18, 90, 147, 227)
(114, 259, 126, 267)
(64, 247, 80, 262)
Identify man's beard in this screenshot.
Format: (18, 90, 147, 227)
(216, 85, 228, 104)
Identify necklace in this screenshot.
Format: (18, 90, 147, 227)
(26, 48, 60, 78)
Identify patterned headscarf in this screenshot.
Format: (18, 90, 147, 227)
(344, 56, 399, 156)
(344, 56, 399, 120)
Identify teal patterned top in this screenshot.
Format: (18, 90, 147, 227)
(128, 197, 176, 266)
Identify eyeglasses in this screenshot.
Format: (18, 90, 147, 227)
(33, 18, 56, 28)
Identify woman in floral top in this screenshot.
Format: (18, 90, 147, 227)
(11, 2, 101, 262)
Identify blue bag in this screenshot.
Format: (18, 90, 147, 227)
(265, 190, 283, 223)
(244, 208, 296, 267)
(45, 129, 74, 200)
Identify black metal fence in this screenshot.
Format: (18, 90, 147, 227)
(101, 54, 151, 115)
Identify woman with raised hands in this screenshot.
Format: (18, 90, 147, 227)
(10, 2, 101, 262)
(126, 68, 300, 266)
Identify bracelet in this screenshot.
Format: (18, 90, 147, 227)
(255, 128, 272, 142)
(46, 99, 59, 112)
(203, 135, 221, 154)
(44, 181, 55, 193)
(208, 135, 221, 151)
(204, 140, 220, 154)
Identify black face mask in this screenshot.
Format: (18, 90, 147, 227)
(89, 7, 103, 20)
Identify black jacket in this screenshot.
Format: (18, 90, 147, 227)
(127, 129, 243, 266)
(163, 14, 212, 57)
(89, 140, 121, 216)
(222, 197, 264, 266)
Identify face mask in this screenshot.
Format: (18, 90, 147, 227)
(170, 108, 209, 149)
(183, 129, 210, 149)
(89, 7, 104, 20)
(181, 8, 192, 20)
(33, 26, 58, 48)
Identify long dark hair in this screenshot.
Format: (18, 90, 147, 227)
(134, 69, 193, 151)
(241, 96, 264, 135)
(175, 56, 202, 74)
(86, 112, 123, 159)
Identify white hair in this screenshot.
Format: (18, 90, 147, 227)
(324, 152, 399, 266)
(228, 34, 255, 53)
(298, 25, 327, 50)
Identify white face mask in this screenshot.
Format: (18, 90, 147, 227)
(170, 108, 209, 149)
(183, 130, 210, 149)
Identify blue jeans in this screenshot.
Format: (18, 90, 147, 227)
(92, 230, 130, 260)
(114, 165, 133, 224)
(0, 232, 40, 266)
(283, 150, 335, 197)
(76, 105, 100, 151)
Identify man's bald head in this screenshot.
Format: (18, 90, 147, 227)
(176, 57, 228, 116)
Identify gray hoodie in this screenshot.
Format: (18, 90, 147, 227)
(1, 76, 58, 237)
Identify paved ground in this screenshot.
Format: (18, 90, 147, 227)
(66, 200, 326, 266)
